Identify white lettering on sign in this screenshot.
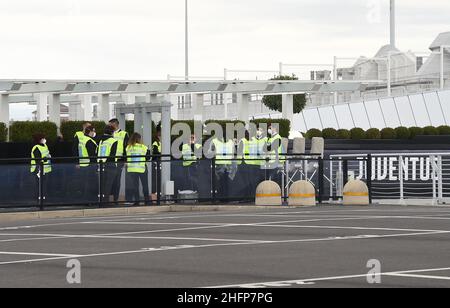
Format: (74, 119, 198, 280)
(356, 156, 436, 182)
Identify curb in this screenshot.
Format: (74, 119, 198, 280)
(0, 205, 299, 223)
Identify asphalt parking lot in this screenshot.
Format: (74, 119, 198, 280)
(1, 205, 450, 288)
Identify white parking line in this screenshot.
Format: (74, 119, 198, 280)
(0, 251, 81, 258)
(0, 230, 446, 266)
(205, 266, 450, 288)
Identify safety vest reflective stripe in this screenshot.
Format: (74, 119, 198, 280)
(126, 144, 148, 173)
(78, 135, 97, 167)
(182, 144, 202, 167)
(30, 144, 52, 174)
(113, 130, 128, 157)
(98, 138, 118, 163)
(212, 139, 234, 165)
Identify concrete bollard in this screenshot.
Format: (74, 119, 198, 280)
(255, 181, 282, 206)
(343, 180, 370, 206)
(289, 180, 316, 206)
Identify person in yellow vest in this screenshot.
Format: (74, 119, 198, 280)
(181, 134, 202, 191)
(210, 133, 235, 201)
(77, 126, 98, 201)
(150, 128, 162, 196)
(267, 124, 284, 184)
(126, 133, 151, 206)
(98, 125, 119, 205)
(31, 133, 52, 200)
(72, 122, 92, 156)
(109, 118, 130, 203)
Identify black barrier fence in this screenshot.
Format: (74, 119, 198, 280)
(0, 155, 373, 210)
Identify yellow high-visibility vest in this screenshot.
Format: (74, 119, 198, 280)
(182, 143, 202, 167)
(31, 144, 52, 174)
(113, 130, 128, 157)
(98, 138, 118, 163)
(126, 144, 149, 173)
(78, 135, 97, 167)
(212, 139, 235, 165)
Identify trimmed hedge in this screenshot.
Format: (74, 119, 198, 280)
(9, 121, 58, 143)
(366, 128, 381, 140)
(250, 118, 291, 138)
(350, 128, 366, 140)
(409, 127, 424, 139)
(438, 125, 450, 136)
(336, 129, 351, 139)
(60, 121, 107, 141)
(381, 128, 397, 140)
(395, 127, 410, 139)
(322, 128, 338, 139)
(306, 129, 323, 139)
(0, 123, 7, 142)
(423, 126, 439, 136)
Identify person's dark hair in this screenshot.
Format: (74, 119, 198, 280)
(104, 125, 115, 136)
(128, 133, 142, 147)
(109, 118, 120, 126)
(32, 133, 45, 144)
(84, 125, 96, 135)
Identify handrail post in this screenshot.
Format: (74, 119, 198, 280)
(367, 154, 373, 204)
(318, 157, 324, 204)
(39, 159, 44, 211)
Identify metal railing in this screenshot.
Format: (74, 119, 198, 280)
(0, 154, 372, 211)
(330, 153, 450, 205)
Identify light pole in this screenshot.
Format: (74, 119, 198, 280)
(185, 0, 189, 81)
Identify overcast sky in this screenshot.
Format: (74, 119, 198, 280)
(2, 0, 449, 119)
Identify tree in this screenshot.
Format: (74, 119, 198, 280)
(262, 75, 307, 114)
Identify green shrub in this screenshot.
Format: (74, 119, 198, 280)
(9, 121, 58, 143)
(395, 127, 410, 139)
(409, 127, 424, 139)
(350, 128, 366, 140)
(305, 129, 322, 139)
(365, 128, 381, 140)
(250, 118, 291, 138)
(60, 121, 107, 141)
(0, 123, 7, 142)
(438, 125, 450, 136)
(336, 129, 351, 139)
(423, 126, 439, 136)
(381, 128, 397, 139)
(322, 128, 338, 139)
(171, 120, 201, 142)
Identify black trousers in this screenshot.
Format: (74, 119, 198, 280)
(80, 166, 98, 203)
(102, 166, 118, 204)
(128, 170, 150, 204)
(111, 164, 124, 202)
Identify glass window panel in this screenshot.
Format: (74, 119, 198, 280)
(438, 90, 450, 125)
(303, 108, 322, 129)
(379, 98, 401, 128)
(318, 107, 339, 129)
(394, 96, 416, 127)
(409, 94, 431, 127)
(349, 102, 370, 130)
(334, 104, 354, 129)
(423, 92, 446, 126)
(363, 100, 385, 129)
(293, 113, 307, 132)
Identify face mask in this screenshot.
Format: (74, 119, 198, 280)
(91, 133, 97, 138)
(257, 130, 263, 137)
(268, 129, 273, 136)
(41, 139, 47, 145)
